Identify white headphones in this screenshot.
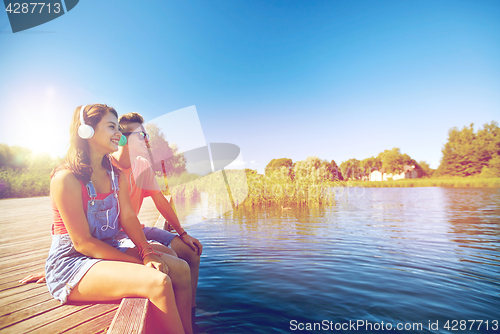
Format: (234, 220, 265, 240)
(78, 105, 94, 139)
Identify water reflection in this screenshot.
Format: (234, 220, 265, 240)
(178, 187, 499, 333)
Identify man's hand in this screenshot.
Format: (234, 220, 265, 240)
(180, 233, 203, 255)
(144, 253, 169, 275)
(19, 272, 46, 284)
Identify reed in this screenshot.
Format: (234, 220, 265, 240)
(239, 170, 338, 207)
(161, 171, 500, 210)
(161, 169, 340, 207)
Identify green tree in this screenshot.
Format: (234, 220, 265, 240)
(418, 161, 434, 177)
(144, 123, 186, 176)
(0, 144, 62, 198)
(480, 155, 500, 177)
(437, 121, 500, 177)
(360, 156, 382, 179)
(326, 159, 343, 181)
(292, 156, 339, 183)
(0, 144, 11, 168)
(245, 168, 258, 177)
(340, 158, 362, 180)
(0, 144, 32, 170)
(377, 148, 405, 174)
(265, 158, 293, 175)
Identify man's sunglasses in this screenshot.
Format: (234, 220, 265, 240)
(122, 131, 150, 141)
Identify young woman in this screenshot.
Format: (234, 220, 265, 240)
(46, 104, 192, 334)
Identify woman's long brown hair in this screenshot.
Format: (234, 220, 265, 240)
(51, 104, 119, 183)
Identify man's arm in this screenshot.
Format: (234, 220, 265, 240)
(151, 192, 203, 255)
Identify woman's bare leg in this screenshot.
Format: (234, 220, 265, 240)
(158, 253, 192, 334)
(126, 247, 192, 334)
(68, 260, 184, 334)
(170, 236, 200, 307)
(151, 243, 178, 257)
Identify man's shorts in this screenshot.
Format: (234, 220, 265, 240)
(115, 226, 177, 248)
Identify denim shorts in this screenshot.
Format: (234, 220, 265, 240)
(45, 172, 133, 304)
(115, 226, 177, 249)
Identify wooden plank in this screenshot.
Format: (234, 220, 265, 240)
(0, 196, 163, 333)
(0, 252, 48, 271)
(0, 271, 46, 291)
(0, 298, 61, 329)
(0, 284, 47, 305)
(0, 291, 52, 317)
(0, 263, 46, 286)
(63, 307, 117, 334)
(0, 258, 46, 275)
(0, 283, 46, 300)
(0, 232, 48, 240)
(0, 239, 51, 254)
(107, 298, 149, 334)
(28, 302, 120, 334)
(0, 248, 49, 264)
(0, 303, 93, 333)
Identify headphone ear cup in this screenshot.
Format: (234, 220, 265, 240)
(118, 134, 127, 146)
(78, 124, 94, 139)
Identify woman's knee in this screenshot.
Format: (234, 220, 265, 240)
(169, 258, 191, 284)
(177, 258, 191, 277)
(147, 272, 173, 299)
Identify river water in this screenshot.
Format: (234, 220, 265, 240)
(180, 187, 500, 333)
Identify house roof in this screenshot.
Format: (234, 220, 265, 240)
(370, 166, 415, 174)
(403, 165, 415, 172)
(371, 168, 385, 174)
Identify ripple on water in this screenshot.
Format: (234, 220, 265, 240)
(190, 188, 500, 333)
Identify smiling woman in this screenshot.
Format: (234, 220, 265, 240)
(44, 103, 190, 334)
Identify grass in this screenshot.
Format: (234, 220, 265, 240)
(241, 174, 338, 207)
(3, 167, 498, 202)
(159, 170, 339, 208)
(159, 171, 500, 210)
(338, 177, 500, 188)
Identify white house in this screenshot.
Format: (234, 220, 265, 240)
(370, 165, 418, 181)
(369, 169, 385, 181)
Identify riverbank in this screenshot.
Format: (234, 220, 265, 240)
(338, 177, 500, 188)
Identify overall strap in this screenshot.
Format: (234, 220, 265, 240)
(86, 181, 97, 205)
(108, 170, 120, 193)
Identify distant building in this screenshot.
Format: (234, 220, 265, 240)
(370, 165, 418, 181)
(369, 168, 385, 181)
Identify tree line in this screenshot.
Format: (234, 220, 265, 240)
(0, 124, 186, 198)
(436, 121, 500, 177)
(1, 120, 498, 198)
(0, 144, 62, 198)
(264, 121, 499, 181)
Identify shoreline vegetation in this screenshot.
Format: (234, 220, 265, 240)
(1, 168, 499, 201)
(162, 170, 500, 211)
(338, 176, 500, 189)
(1, 120, 499, 199)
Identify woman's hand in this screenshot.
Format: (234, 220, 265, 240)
(143, 253, 169, 275)
(19, 272, 46, 284)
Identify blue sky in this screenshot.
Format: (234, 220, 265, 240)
(1, 0, 499, 172)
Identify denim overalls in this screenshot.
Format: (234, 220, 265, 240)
(45, 171, 129, 304)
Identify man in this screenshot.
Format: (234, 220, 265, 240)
(114, 112, 203, 317)
(21, 112, 207, 324)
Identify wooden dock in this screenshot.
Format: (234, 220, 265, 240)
(0, 196, 159, 333)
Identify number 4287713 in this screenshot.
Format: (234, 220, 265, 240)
(6, 3, 61, 14)
(444, 320, 498, 331)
